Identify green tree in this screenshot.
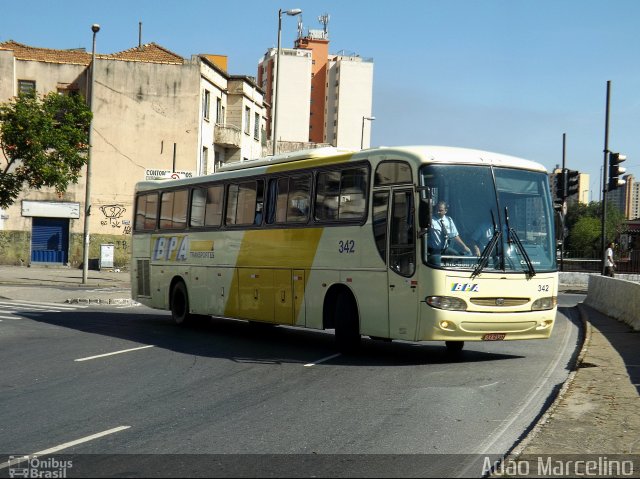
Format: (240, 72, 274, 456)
(565, 201, 626, 256)
(568, 216, 601, 256)
(0, 91, 92, 209)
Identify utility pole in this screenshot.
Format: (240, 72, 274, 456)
(600, 81, 611, 276)
(82, 24, 100, 284)
(560, 133, 566, 271)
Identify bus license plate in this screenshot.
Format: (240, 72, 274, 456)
(483, 333, 506, 341)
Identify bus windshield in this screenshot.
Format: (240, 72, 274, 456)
(419, 164, 556, 273)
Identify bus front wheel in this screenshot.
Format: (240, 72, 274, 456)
(335, 292, 360, 353)
(171, 281, 192, 325)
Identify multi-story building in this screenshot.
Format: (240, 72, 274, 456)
(0, 40, 265, 267)
(608, 174, 637, 220)
(629, 179, 640, 220)
(257, 17, 374, 151)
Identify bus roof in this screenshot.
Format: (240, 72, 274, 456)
(217, 146, 355, 172)
(362, 146, 547, 173)
(134, 145, 547, 193)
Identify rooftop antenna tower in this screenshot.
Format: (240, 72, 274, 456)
(318, 13, 330, 37)
(297, 16, 304, 39)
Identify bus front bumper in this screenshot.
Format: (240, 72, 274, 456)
(418, 306, 557, 342)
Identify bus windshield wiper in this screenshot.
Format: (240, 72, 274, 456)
(503, 206, 536, 277)
(471, 230, 501, 279)
(508, 228, 536, 277)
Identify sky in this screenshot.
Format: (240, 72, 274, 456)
(2, 0, 640, 200)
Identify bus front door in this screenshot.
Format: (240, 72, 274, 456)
(387, 189, 419, 341)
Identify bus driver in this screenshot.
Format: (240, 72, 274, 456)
(428, 201, 473, 256)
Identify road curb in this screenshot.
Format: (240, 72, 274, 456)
(65, 298, 139, 306)
(496, 303, 591, 468)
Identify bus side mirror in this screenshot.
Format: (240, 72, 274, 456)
(419, 198, 432, 229)
(416, 186, 432, 231)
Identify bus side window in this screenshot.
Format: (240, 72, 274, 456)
(204, 185, 224, 227)
(160, 189, 188, 230)
(190, 188, 206, 227)
(339, 167, 368, 220)
(226, 181, 258, 226)
(265, 179, 278, 225)
(287, 175, 310, 223)
(276, 177, 288, 223)
(135, 193, 158, 231)
(254, 180, 264, 225)
(315, 171, 340, 221)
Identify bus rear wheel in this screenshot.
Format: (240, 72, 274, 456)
(334, 291, 360, 353)
(171, 281, 192, 325)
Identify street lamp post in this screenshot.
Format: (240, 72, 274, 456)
(361, 116, 375, 149)
(82, 24, 100, 284)
(272, 8, 302, 156)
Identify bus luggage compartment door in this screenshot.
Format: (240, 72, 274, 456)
(238, 268, 274, 322)
(274, 269, 294, 325)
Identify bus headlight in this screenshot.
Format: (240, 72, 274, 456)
(426, 296, 467, 311)
(531, 296, 557, 311)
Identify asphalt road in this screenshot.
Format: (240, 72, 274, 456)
(0, 294, 584, 477)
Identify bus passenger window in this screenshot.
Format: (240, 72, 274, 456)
(135, 193, 158, 231)
(287, 175, 310, 223)
(254, 180, 264, 225)
(190, 189, 206, 227)
(315, 171, 340, 221)
(204, 185, 223, 227)
(160, 189, 188, 229)
(339, 167, 368, 220)
(226, 181, 257, 226)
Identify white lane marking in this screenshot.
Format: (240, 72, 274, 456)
(0, 315, 13, 319)
(74, 345, 155, 362)
(0, 300, 87, 309)
(304, 353, 341, 367)
(475, 315, 573, 455)
(478, 381, 500, 389)
(0, 426, 131, 470)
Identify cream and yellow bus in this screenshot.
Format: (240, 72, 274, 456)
(131, 146, 558, 352)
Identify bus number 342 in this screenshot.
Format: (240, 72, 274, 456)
(338, 240, 355, 254)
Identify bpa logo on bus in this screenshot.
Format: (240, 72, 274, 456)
(451, 282, 479, 293)
(152, 235, 189, 261)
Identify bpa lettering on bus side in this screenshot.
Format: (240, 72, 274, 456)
(152, 236, 189, 261)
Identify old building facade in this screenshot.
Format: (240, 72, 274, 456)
(0, 40, 266, 268)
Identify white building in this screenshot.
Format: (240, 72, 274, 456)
(326, 53, 375, 149)
(257, 18, 374, 152)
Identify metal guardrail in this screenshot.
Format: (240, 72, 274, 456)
(559, 257, 640, 274)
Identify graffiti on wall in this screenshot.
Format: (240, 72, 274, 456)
(99, 205, 129, 230)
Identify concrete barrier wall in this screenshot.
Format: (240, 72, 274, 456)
(584, 275, 640, 331)
(560, 271, 640, 287)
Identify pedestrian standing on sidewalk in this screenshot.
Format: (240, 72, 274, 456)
(605, 242, 616, 277)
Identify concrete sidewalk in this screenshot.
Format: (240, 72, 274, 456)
(506, 303, 640, 460)
(0, 264, 132, 304)
(0, 264, 638, 469)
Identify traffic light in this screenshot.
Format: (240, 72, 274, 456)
(555, 169, 567, 199)
(566, 169, 580, 197)
(608, 152, 627, 191)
